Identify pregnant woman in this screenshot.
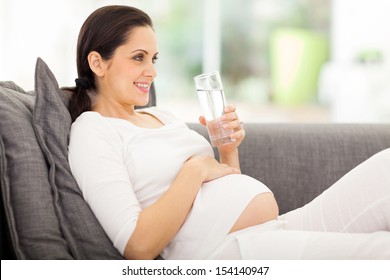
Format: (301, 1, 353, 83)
(68, 5, 390, 260)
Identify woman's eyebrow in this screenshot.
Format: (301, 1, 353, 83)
(131, 49, 148, 54)
(131, 49, 159, 56)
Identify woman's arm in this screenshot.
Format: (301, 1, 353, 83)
(124, 155, 240, 260)
(219, 147, 240, 170)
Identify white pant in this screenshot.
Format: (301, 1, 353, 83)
(211, 148, 390, 259)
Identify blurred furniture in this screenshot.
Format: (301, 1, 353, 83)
(270, 28, 329, 105)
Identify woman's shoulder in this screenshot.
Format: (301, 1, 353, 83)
(69, 111, 124, 155)
(71, 111, 103, 129)
(70, 111, 117, 138)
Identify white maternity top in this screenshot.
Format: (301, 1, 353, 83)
(68, 107, 271, 259)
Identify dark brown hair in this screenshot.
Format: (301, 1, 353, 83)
(68, 5, 153, 122)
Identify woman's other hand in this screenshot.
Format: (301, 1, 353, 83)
(185, 154, 240, 183)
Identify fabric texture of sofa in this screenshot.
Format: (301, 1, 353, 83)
(1, 58, 390, 259)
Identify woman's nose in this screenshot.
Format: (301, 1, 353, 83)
(143, 63, 157, 78)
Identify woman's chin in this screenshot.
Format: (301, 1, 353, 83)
(136, 98, 150, 107)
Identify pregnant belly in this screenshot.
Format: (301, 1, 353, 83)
(162, 174, 276, 259)
(229, 192, 279, 233)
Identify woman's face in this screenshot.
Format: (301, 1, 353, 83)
(99, 26, 158, 107)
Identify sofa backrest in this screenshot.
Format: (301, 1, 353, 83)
(188, 123, 390, 215)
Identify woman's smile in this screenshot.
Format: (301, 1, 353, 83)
(134, 82, 150, 93)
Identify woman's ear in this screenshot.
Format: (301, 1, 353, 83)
(87, 51, 106, 77)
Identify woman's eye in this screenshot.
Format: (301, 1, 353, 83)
(133, 54, 143, 61)
(132, 53, 158, 63)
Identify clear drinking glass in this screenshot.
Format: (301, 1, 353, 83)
(193, 71, 235, 147)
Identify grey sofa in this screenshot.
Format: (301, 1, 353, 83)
(1, 58, 390, 259)
(190, 122, 390, 215)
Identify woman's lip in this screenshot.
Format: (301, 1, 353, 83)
(134, 82, 150, 93)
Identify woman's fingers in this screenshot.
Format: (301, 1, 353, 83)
(223, 119, 243, 131)
(198, 115, 207, 126)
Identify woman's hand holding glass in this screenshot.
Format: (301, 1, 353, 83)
(199, 104, 245, 153)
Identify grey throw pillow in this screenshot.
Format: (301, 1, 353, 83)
(0, 81, 72, 259)
(32, 58, 124, 259)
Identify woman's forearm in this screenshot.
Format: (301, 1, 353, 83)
(123, 162, 204, 260)
(219, 148, 240, 171)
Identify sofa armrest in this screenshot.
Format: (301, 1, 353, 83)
(188, 123, 390, 214)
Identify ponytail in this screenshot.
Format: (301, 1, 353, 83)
(69, 81, 92, 122)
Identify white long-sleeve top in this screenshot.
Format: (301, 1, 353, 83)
(68, 107, 271, 259)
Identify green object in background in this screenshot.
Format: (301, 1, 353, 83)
(270, 28, 329, 105)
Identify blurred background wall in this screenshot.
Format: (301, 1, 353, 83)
(1, 0, 390, 123)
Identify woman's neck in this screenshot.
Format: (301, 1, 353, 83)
(92, 94, 136, 119)
(92, 95, 163, 128)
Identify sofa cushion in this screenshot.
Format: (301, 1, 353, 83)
(0, 81, 72, 259)
(32, 58, 124, 259)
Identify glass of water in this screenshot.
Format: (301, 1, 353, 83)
(193, 71, 235, 147)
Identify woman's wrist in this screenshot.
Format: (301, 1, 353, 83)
(219, 148, 240, 170)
